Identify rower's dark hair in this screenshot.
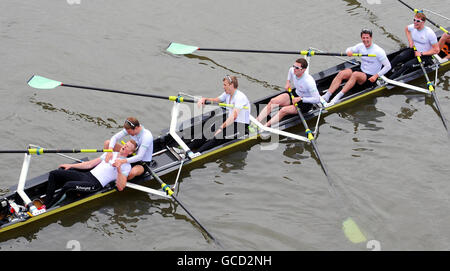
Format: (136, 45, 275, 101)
(295, 58, 308, 69)
(361, 28, 373, 37)
(124, 117, 140, 130)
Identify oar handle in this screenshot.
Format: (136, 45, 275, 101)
(0, 149, 112, 155)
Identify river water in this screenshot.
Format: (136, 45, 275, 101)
(0, 0, 449, 251)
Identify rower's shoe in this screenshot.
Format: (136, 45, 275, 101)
(325, 100, 336, 107)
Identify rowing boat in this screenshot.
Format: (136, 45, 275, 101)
(1, 28, 448, 236)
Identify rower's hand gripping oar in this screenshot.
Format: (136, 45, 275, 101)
(140, 162, 222, 247)
(413, 46, 450, 134)
(286, 88, 366, 244)
(167, 42, 377, 57)
(27, 75, 240, 110)
(397, 0, 449, 34)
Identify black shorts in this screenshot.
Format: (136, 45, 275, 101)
(353, 67, 377, 88)
(287, 89, 313, 113)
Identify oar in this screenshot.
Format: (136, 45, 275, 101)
(380, 75, 430, 94)
(27, 75, 243, 109)
(167, 42, 376, 57)
(140, 162, 221, 246)
(286, 88, 366, 244)
(397, 0, 449, 34)
(413, 46, 450, 133)
(0, 148, 112, 155)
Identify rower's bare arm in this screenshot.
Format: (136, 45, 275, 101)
(284, 80, 290, 90)
(115, 167, 127, 191)
(430, 43, 440, 55)
(59, 157, 101, 170)
(197, 97, 221, 107)
(405, 27, 413, 48)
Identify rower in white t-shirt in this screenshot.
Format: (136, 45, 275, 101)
(389, 12, 439, 79)
(103, 117, 153, 190)
(45, 140, 136, 208)
(189, 75, 250, 153)
(254, 58, 320, 128)
(321, 28, 391, 106)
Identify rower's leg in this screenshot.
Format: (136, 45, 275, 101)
(342, 72, 367, 93)
(265, 98, 300, 127)
(45, 170, 100, 208)
(387, 49, 415, 79)
(322, 69, 352, 102)
(126, 164, 145, 181)
(329, 72, 367, 105)
(256, 93, 291, 123)
(389, 57, 418, 79)
(45, 169, 84, 206)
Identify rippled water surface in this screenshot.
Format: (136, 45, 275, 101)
(0, 0, 449, 250)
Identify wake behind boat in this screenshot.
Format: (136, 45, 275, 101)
(1, 28, 448, 238)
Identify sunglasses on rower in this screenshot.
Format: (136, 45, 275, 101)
(413, 18, 424, 23)
(292, 65, 304, 70)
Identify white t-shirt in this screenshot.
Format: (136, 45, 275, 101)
(407, 24, 438, 53)
(109, 126, 153, 163)
(346, 43, 391, 76)
(91, 152, 131, 187)
(287, 69, 320, 104)
(218, 89, 251, 124)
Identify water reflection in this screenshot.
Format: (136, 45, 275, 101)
(216, 149, 249, 173)
(29, 95, 121, 129)
(335, 102, 385, 133)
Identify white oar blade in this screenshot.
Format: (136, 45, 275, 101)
(27, 75, 61, 89)
(167, 42, 199, 55)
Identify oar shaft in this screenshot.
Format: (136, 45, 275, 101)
(414, 47, 449, 132)
(141, 163, 220, 245)
(200, 48, 375, 57)
(62, 83, 196, 102)
(62, 82, 242, 108)
(0, 149, 112, 154)
(287, 89, 335, 187)
(199, 48, 299, 54)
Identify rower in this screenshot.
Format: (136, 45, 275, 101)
(188, 75, 251, 153)
(104, 117, 154, 190)
(254, 58, 320, 127)
(44, 140, 137, 208)
(321, 29, 391, 106)
(438, 32, 450, 60)
(388, 11, 440, 79)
